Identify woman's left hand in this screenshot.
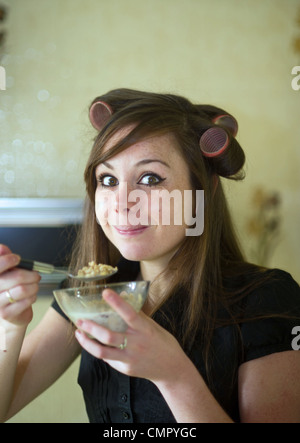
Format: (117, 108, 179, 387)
(75, 289, 234, 423)
(75, 288, 186, 383)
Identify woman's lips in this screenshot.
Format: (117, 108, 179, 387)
(114, 225, 149, 236)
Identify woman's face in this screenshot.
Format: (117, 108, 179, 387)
(95, 128, 193, 264)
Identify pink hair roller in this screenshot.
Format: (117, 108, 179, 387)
(212, 114, 238, 138)
(89, 100, 113, 131)
(199, 127, 229, 158)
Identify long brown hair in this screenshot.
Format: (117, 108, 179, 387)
(70, 88, 270, 367)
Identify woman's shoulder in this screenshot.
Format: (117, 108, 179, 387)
(242, 268, 300, 316)
(237, 268, 300, 362)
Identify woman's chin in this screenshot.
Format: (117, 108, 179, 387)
(119, 248, 150, 262)
(115, 241, 155, 262)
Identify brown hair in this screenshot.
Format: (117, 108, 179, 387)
(70, 88, 270, 373)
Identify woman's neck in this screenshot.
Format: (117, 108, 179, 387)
(139, 254, 174, 313)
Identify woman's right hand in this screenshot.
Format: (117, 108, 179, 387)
(0, 244, 41, 327)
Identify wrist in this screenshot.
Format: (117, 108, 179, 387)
(0, 317, 28, 336)
(154, 353, 199, 391)
(153, 355, 233, 423)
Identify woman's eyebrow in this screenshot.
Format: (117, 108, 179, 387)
(135, 159, 170, 168)
(101, 159, 170, 170)
(102, 161, 114, 169)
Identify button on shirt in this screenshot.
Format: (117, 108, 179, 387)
(77, 348, 176, 423)
(114, 373, 131, 422)
(52, 259, 300, 423)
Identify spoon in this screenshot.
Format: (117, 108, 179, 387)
(18, 258, 118, 282)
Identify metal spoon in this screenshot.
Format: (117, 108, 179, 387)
(18, 258, 118, 281)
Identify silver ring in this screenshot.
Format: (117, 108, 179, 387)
(5, 290, 16, 304)
(119, 336, 127, 350)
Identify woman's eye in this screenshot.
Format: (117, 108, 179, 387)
(138, 174, 165, 186)
(98, 175, 118, 187)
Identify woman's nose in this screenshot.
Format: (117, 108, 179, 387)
(114, 181, 136, 214)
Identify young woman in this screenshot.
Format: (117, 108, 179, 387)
(1, 88, 300, 423)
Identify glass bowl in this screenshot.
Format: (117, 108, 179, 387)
(53, 281, 149, 332)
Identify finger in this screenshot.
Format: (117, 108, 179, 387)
(0, 253, 21, 274)
(0, 269, 41, 293)
(75, 329, 128, 361)
(76, 319, 126, 348)
(0, 282, 39, 308)
(0, 294, 37, 321)
(0, 244, 12, 256)
(102, 289, 144, 329)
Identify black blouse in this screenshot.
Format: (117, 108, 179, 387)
(51, 260, 300, 423)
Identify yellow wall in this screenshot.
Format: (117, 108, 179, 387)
(1, 0, 300, 422)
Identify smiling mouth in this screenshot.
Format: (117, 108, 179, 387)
(114, 226, 149, 236)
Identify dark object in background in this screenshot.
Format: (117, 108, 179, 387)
(0, 4, 7, 47)
(0, 225, 79, 295)
(0, 5, 7, 21)
(0, 225, 78, 267)
(0, 198, 83, 295)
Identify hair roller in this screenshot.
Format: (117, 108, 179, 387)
(198, 105, 238, 138)
(212, 114, 238, 138)
(89, 100, 113, 131)
(203, 135, 245, 179)
(199, 127, 229, 158)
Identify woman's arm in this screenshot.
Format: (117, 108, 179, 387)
(238, 350, 300, 423)
(0, 245, 81, 422)
(2, 308, 81, 422)
(153, 353, 233, 423)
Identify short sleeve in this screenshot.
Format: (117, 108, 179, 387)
(51, 297, 70, 322)
(240, 269, 300, 362)
(51, 278, 71, 321)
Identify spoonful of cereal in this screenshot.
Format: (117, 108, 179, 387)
(18, 259, 118, 281)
